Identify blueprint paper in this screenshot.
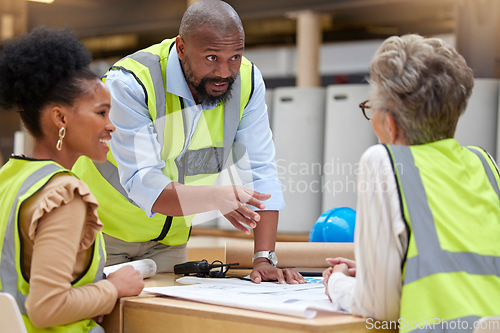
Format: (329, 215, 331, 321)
(144, 276, 344, 318)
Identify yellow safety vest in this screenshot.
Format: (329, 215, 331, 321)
(0, 158, 106, 333)
(73, 38, 253, 245)
(385, 140, 500, 333)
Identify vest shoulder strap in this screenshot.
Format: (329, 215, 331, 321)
(467, 146, 500, 199)
(386, 144, 500, 286)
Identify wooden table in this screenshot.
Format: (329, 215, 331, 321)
(102, 273, 397, 333)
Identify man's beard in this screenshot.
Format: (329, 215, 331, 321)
(183, 57, 236, 105)
(190, 75, 235, 106)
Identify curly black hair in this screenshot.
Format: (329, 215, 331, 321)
(0, 26, 99, 138)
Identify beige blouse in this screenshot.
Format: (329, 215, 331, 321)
(19, 173, 117, 329)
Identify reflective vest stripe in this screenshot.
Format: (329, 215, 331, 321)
(468, 147, 500, 198)
(179, 146, 225, 177)
(0, 163, 62, 314)
(93, 233, 106, 283)
(404, 250, 500, 285)
(389, 144, 500, 333)
(93, 160, 139, 207)
(126, 51, 166, 123)
(389, 145, 440, 254)
(389, 145, 500, 285)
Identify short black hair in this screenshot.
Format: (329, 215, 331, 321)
(0, 26, 98, 137)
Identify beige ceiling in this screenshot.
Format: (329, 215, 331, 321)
(26, 0, 455, 58)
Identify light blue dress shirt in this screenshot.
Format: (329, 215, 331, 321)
(106, 45, 284, 217)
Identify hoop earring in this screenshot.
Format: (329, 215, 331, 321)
(56, 127, 66, 151)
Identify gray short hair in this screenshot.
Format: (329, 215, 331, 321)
(369, 34, 474, 145)
(179, 0, 244, 41)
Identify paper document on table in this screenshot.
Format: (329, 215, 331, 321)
(175, 276, 324, 285)
(144, 277, 344, 318)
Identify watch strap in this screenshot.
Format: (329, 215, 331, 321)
(253, 250, 278, 266)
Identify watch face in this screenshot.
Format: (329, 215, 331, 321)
(269, 251, 278, 265)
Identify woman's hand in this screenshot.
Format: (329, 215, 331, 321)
(322, 257, 356, 300)
(322, 263, 349, 301)
(326, 257, 357, 277)
(106, 265, 145, 298)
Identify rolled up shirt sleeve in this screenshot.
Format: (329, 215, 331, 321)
(327, 272, 356, 313)
(233, 66, 284, 211)
(106, 69, 172, 217)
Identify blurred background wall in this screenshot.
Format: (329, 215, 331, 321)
(1, 0, 499, 233)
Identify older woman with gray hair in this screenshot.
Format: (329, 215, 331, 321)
(323, 34, 500, 332)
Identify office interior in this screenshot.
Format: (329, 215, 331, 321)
(0, 0, 499, 238)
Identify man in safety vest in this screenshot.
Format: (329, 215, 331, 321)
(73, 0, 305, 284)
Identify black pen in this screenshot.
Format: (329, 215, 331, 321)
(235, 276, 253, 282)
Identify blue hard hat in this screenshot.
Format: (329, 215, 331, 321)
(309, 207, 356, 242)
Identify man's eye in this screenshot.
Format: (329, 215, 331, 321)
(231, 55, 241, 61)
(207, 55, 216, 61)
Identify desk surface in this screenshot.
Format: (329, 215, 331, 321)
(103, 273, 396, 333)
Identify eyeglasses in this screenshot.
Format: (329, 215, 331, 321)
(359, 100, 373, 121)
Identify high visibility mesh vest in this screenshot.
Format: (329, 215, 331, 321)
(0, 158, 106, 333)
(73, 38, 254, 245)
(385, 140, 500, 333)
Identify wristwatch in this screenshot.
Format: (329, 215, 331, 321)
(253, 250, 278, 267)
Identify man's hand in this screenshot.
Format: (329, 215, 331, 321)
(250, 260, 306, 284)
(218, 186, 271, 235)
(153, 184, 270, 234)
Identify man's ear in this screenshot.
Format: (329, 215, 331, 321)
(51, 106, 67, 129)
(176, 36, 186, 60)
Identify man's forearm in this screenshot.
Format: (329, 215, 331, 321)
(152, 184, 272, 228)
(252, 210, 279, 255)
(151, 182, 213, 216)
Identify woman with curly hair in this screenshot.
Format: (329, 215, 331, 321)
(0, 27, 144, 332)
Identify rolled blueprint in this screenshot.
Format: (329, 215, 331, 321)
(103, 259, 157, 278)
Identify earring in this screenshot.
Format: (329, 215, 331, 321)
(56, 127, 66, 151)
